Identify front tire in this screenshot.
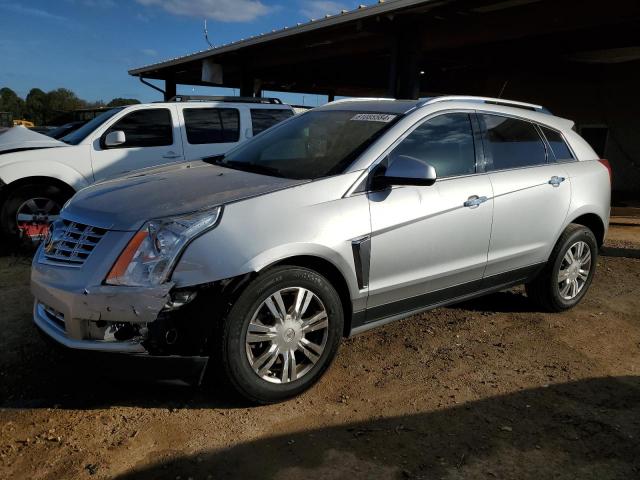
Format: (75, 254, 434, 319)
(526, 224, 598, 312)
(218, 266, 344, 404)
(0, 183, 71, 244)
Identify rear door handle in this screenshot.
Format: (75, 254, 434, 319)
(464, 195, 488, 208)
(549, 176, 566, 187)
(162, 151, 182, 159)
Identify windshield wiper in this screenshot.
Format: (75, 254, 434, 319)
(203, 156, 285, 178)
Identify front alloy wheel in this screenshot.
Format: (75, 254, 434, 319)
(245, 287, 329, 384)
(218, 266, 343, 404)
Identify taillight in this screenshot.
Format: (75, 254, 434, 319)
(598, 159, 612, 184)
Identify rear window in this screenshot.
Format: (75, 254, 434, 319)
(541, 126, 574, 161)
(184, 108, 240, 144)
(251, 109, 294, 135)
(480, 114, 547, 170)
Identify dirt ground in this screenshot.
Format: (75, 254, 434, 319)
(1, 225, 639, 480)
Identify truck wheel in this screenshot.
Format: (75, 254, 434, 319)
(218, 266, 343, 404)
(526, 224, 598, 312)
(0, 183, 71, 243)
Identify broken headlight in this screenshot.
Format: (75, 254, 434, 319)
(106, 207, 222, 287)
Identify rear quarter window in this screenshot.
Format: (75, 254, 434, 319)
(251, 109, 294, 135)
(541, 126, 575, 162)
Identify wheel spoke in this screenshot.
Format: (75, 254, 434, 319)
(301, 311, 328, 333)
(580, 250, 591, 266)
(293, 288, 313, 319)
(570, 279, 579, 297)
(289, 350, 297, 381)
(559, 281, 571, 298)
(298, 337, 322, 364)
(558, 269, 571, 282)
(42, 200, 57, 214)
(24, 199, 39, 213)
(16, 213, 34, 222)
(246, 322, 277, 343)
(265, 292, 287, 322)
(253, 344, 279, 375)
(280, 350, 291, 382)
(575, 241, 584, 259)
(577, 269, 589, 282)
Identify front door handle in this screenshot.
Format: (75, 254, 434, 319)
(162, 151, 182, 159)
(549, 176, 566, 187)
(464, 195, 488, 208)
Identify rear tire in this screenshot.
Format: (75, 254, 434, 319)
(0, 183, 71, 245)
(217, 266, 343, 404)
(526, 223, 598, 312)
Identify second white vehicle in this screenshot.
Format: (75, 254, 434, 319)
(0, 96, 293, 241)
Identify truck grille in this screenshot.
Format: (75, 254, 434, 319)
(43, 220, 107, 266)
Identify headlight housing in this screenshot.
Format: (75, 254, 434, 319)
(105, 207, 222, 287)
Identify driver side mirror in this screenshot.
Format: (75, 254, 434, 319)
(372, 155, 437, 190)
(104, 130, 126, 148)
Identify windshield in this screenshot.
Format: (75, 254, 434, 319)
(210, 110, 399, 179)
(61, 107, 123, 145)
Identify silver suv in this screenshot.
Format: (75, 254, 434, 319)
(31, 96, 611, 403)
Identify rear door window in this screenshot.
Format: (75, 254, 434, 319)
(389, 113, 476, 178)
(184, 108, 240, 144)
(541, 126, 574, 161)
(251, 109, 294, 135)
(104, 108, 173, 148)
(480, 114, 547, 170)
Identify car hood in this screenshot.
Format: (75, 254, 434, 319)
(63, 161, 307, 231)
(0, 126, 66, 154)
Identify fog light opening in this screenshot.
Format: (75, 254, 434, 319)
(163, 290, 198, 311)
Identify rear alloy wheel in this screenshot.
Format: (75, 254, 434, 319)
(526, 223, 598, 312)
(557, 240, 592, 300)
(219, 266, 343, 403)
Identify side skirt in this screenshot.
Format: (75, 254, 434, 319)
(349, 263, 544, 336)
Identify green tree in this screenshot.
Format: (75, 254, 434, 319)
(25, 88, 47, 125)
(46, 88, 85, 114)
(0, 87, 25, 119)
(107, 97, 141, 107)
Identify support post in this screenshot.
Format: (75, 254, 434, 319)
(388, 32, 421, 99)
(164, 79, 176, 101)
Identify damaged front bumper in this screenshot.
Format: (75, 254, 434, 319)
(32, 282, 173, 353)
(32, 273, 174, 353)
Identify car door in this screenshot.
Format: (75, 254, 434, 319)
(90, 106, 183, 181)
(179, 106, 242, 161)
(479, 113, 571, 278)
(366, 112, 494, 318)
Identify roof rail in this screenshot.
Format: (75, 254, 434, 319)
(419, 96, 551, 114)
(168, 95, 283, 104)
(327, 97, 396, 105)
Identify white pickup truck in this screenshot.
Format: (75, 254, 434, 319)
(0, 96, 293, 242)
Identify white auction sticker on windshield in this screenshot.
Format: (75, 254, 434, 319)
(350, 113, 397, 122)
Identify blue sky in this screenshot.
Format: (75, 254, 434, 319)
(0, 0, 364, 105)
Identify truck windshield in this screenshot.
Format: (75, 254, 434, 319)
(208, 110, 399, 179)
(61, 107, 124, 145)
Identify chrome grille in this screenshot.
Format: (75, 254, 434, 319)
(43, 219, 107, 266)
